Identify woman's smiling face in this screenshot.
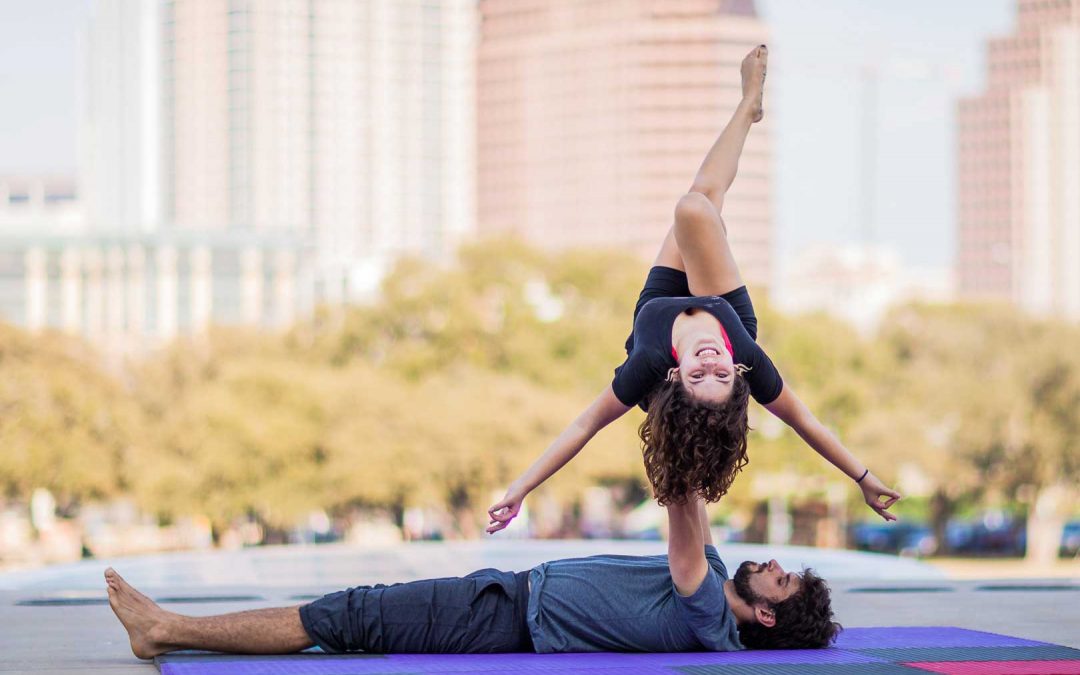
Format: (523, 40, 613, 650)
(676, 335, 735, 404)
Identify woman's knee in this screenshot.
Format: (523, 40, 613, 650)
(674, 192, 722, 237)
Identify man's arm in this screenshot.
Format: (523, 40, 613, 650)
(697, 498, 714, 547)
(667, 494, 710, 597)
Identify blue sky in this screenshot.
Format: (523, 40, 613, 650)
(0, 0, 1016, 268)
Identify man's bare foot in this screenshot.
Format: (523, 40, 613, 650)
(741, 45, 768, 123)
(104, 567, 177, 659)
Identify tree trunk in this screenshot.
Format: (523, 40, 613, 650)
(1025, 483, 1075, 565)
(930, 489, 953, 556)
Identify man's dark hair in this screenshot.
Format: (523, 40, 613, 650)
(737, 568, 842, 650)
(640, 376, 751, 505)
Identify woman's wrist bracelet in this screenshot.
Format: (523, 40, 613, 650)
(855, 468, 869, 484)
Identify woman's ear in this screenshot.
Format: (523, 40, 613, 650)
(666, 367, 679, 382)
(754, 604, 776, 628)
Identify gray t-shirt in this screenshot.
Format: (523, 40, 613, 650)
(526, 545, 743, 653)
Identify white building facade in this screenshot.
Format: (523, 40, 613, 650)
(0, 0, 479, 351)
(162, 0, 477, 301)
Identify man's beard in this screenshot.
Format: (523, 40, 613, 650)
(733, 561, 766, 605)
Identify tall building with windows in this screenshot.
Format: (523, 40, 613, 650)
(54, 0, 315, 353)
(8, 0, 480, 353)
(477, 0, 773, 287)
(163, 0, 477, 301)
(957, 0, 1080, 318)
(79, 0, 161, 235)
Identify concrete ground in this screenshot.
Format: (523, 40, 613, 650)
(1, 541, 1077, 674)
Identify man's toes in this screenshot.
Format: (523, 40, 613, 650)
(105, 568, 124, 588)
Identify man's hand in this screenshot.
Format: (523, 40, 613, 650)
(859, 472, 901, 522)
(487, 487, 526, 534)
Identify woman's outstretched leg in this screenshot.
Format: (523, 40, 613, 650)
(688, 45, 768, 212)
(653, 46, 767, 296)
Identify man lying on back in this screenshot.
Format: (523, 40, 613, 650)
(105, 494, 839, 658)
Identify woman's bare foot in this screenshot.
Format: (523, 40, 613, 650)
(741, 45, 768, 123)
(104, 567, 178, 659)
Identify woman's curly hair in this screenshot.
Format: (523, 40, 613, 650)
(640, 374, 751, 505)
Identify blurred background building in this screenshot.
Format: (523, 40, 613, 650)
(477, 0, 774, 287)
(0, 176, 83, 333)
(7, 0, 1079, 350)
(0, 0, 478, 353)
(957, 0, 1080, 319)
(161, 0, 477, 300)
(776, 244, 953, 333)
(0, 174, 305, 350)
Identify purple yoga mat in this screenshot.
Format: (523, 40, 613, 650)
(156, 627, 1059, 675)
(834, 627, 1051, 650)
(159, 648, 884, 675)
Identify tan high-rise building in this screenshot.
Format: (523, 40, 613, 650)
(957, 0, 1080, 318)
(478, 0, 773, 286)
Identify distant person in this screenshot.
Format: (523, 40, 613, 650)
(488, 45, 900, 532)
(105, 493, 839, 658)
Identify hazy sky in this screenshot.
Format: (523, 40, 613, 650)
(0, 0, 90, 175)
(0, 0, 1016, 268)
(758, 0, 1014, 267)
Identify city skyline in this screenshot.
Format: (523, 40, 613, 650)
(0, 0, 481, 350)
(1, 0, 1015, 276)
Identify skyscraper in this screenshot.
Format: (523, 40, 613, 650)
(15, 0, 481, 353)
(957, 0, 1080, 318)
(478, 0, 773, 287)
(163, 0, 477, 301)
(79, 0, 160, 234)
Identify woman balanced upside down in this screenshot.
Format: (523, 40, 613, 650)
(487, 45, 901, 533)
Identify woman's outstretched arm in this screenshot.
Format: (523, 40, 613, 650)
(764, 385, 902, 521)
(486, 385, 631, 534)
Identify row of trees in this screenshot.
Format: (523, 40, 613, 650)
(1, 240, 1076, 558)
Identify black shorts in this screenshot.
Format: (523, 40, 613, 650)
(299, 568, 533, 654)
(628, 266, 759, 346)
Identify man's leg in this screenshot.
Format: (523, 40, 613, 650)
(299, 569, 531, 654)
(105, 568, 312, 659)
(107, 567, 530, 658)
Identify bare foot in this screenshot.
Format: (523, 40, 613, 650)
(740, 45, 768, 123)
(104, 567, 177, 659)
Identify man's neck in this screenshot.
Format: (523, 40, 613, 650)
(722, 579, 756, 625)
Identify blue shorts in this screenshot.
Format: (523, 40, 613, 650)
(299, 568, 534, 654)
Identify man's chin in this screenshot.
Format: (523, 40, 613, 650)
(733, 561, 760, 605)
(734, 561, 755, 581)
